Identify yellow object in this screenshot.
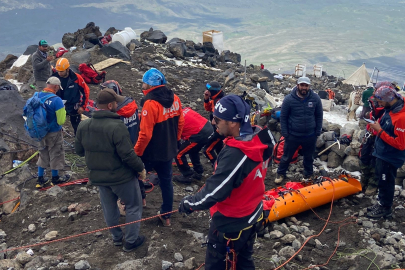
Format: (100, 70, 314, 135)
(55, 58, 70, 71)
(11, 201, 20, 213)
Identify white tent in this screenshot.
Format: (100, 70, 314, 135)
(343, 63, 370, 86)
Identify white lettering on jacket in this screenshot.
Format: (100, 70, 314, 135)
(396, 127, 405, 132)
(163, 101, 180, 115)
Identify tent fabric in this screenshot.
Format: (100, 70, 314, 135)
(343, 63, 370, 86)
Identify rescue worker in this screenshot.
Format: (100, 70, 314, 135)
(53, 58, 90, 135)
(135, 68, 184, 227)
(202, 81, 226, 166)
(100, 80, 146, 207)
(179, 95, 274, 270)
(367, 86, 405, 218)
(173, 107, 213, 183)
(34, 77, 70, 188)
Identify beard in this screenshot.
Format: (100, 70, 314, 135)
(298, 89, 308, 96)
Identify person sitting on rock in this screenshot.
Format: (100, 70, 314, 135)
(202, 81, 226, 166)
(135, 68, 184, 227)
(75, 89, 147, 252)
(53, 58, 90, 135)
(173, 107, 213, 184)
(32, 40, 54, 91)
(100, 80, 146, 207)
(34, 77, 70, 188)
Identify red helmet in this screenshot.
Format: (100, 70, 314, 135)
(100, 80, 122, 95)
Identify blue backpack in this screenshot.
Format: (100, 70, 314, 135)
(23, 92, 56, 141)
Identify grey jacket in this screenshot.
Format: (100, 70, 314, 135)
(32, 49, 52, 82)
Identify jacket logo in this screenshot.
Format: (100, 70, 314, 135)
(163, 101, 180, 116)
(215, 102, 227, 113)
(308, 102, 313, 107)
(142, 110, 148, 116)
(396, 128, 405, 132)
(253, 169, 263, 180)
(69, 85, 74, 88)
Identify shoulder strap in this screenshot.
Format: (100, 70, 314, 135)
(40, 93, 57, 103)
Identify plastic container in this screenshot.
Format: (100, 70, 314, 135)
(112, 27, 137, 46)
(13, 160, 23, 168)
(203, 30, 224, 53)
(314, 65, 323, 78)
(295, 64, 306, 77)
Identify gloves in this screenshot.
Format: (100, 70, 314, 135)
(340, 134, 352, 145)
(178, 196, 194, 215)
(138, 169, 146, 181)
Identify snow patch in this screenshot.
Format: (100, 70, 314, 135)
(7, 79, 23, 91)
(11, 54, 29, 68)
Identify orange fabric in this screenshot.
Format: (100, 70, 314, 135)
(75, 73, 90, 110)
(204, 90, 223, 112)
(326, 89, 335, 100)
(205, 138, 221, 160)
(135, 93, 183, 156)
(176, 142, 198, 165)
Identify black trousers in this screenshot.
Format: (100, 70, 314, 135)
(69, 114, 81, 135)
(175, 140, 206, 176)
(375, 158, 397, 208)
(203, 129, 224, 165)
(205, 221, 256, 270)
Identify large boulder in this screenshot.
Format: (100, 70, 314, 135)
(219, 50, 241, 63)
(101, 41, 131, 60)
(23, 45, 38, 55)
(0, 54, 18, 73)
(342, 156, 361, 172)
(84, 33, 100, 45)
(327, 152, 343, 168)
(203, 42, 217, 54)
(168, 42, 187, 59)
(62, 22, 102, 49)
(71, 51, 91, 65)
(340, 123, 360, 137)
(140, 28, 167, 44)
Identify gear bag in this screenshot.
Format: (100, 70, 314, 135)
(78, 63, 106, 84)
(272, 136, 301, 164)
(23, 92, 56, 141)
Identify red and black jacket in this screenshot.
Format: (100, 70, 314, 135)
(181, 107, 210, 141)
(117, 97, 139, 146)
(183, 127, 274, 233)
(135, 85, 184, 162)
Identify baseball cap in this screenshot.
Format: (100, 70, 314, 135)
(46, 76, 63, 90)
(39, 40, 49, 47)
(97, 88, 125, 104)
(297, 77, 311, 85)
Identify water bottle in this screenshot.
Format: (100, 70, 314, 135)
(13, 160, 23, 168)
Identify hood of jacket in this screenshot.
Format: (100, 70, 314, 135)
(141, 85, 174, 108)
(92, 110, 121, 120)
(224, 127, 271, 163)
(117, 97, 138, 118)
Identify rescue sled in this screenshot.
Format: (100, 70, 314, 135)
(264, 173, 362, 222)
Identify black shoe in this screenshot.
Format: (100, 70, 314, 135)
(192, 172, 203, 180)
(35, 176, 51, 189)
(367, 203, 380, 211)
(51, 174, 71, 185)
(173, 175, 192, 184)
(367, 204, 392, 219)
(113, 237, 123, 246)
(123, 235, 145, 252)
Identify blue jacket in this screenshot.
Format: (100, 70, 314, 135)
(373, 99, 405, 168)
(280, 87, 323, 138)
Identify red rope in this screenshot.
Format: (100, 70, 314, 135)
(0, 197, 20, 206)
(0, 210, 178, 253)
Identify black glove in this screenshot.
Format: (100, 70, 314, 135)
(178, 196, 194, 215)
(340, 134, 352, 145)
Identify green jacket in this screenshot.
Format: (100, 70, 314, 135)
(362, 87, 374, 108)
(75, 110, 144, 186)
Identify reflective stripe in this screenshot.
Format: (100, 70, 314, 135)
(185, 155, 247, 206)
(248, 203, 263, 224)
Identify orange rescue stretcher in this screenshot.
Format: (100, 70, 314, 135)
(264, 173, 362, 222)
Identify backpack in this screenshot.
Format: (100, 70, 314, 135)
(78, 63, 106, 84)
(354, 90, 362, 105)
(23, 92, 56, 141)
(272, 136, 301, 164)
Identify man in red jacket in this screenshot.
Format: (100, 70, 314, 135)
(173, 107, 213, 183)
(179, 95, 274, 270)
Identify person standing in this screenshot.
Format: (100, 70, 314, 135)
(275, 76, 323, 184)
(173, 107, 213, 183)
(34, 77, 70, 188)
(366, 86, 405, 218)
(32, 40, 53, 91)
(179, 95, 274, 270)
(53, 58, 90, 135)
(135, 68, 184, 227)
(75, 89, 146, 252)
(361, 83, 374, 119)
(202, 81, 226, 166)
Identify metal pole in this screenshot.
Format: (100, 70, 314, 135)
(244, 60, 247, 83)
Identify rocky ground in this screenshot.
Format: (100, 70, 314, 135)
(1, 23, 405, 270)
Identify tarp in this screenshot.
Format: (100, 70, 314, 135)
(343, 63, 370, 86)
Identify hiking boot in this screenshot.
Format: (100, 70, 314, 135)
(274, 174, 285, 184)
(192, 172, 203, 180)
(35, 176, 51, 189)
(365, 186, 378, 196)
(51, 174, 71, 185)
(367, 203, 380, 212)
(367, 204, 392, 219)
(113, 237, 123, 246)
(123, 235, 145, 252)
(173, 175, 192, 184)
(157, 211, 171, 227)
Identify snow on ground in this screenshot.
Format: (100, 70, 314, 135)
(11, 54, 29, 68)
(7, 79, 23, 91)
(322, 105, 362, 127)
